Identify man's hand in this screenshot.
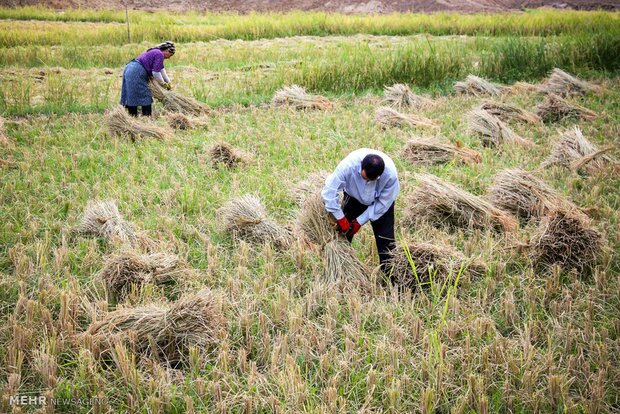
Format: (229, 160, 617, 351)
(336, 217, 350, 234)
(162, 82, 172, 90)
(347, 219, 361, 237)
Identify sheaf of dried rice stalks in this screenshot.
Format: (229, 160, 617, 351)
(383, 83, 434, 110)
(508, 81, 541, 94)
(454, 75, 503, 97)
(539, 68, 600, 97)
(167, 113, 208, 130)
(297, 193, 370, 286)
(479, 101, 541, 124)
(107, 106, 172, 141)
(404, 174, 517, 232)
(388, 241, 485, 290)
(290, 171, 330, 207)
(271, 85, 333, 110)
(534, 93, 596, 123)
(84, 288, 225, 360)
(209, 142, 249, 169)
(468, 109, 534, 147)
(487, 168, 580, 221)
(0, 117, 10, 146)
(528, 209, 604, 272)
(401, 136, 481, 165)
(99, 251, 181, 300)
(218, 194, 291, 248)
(149, 81, 210, 116)
(375, 106, 437, 129)
(541, 127, 618, 174)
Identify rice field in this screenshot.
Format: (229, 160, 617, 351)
(1, 6, 619, 413)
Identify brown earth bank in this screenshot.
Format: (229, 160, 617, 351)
(4, 0, 619, 13)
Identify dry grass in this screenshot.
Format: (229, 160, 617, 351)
(99, 251, 180, 300)
(149, 81, 211, 116)
(84, 288, 225, 361)
(218, 194, 292, 248)
(167, 113, 208, 130)
(382, 83, 434, 110)
(479, 101, 541, 124)
(508, 81, 541, 94)
(528, 209, 604, 272)
(468, 109, 534, 147)
(539, 68, 600, 97)
(297, 193, 370, 285)
(0, 117, 9, 146)
(106, 106, 172, 141)
(404, 174, 517, 232)
(454, 75, 503, 97)
(534, 93, 596, 123)
(76, 200, 152, 248)
(271, 85, 333, 110)
(388, 241, 485, 290)
(290, 171, 330, 207)
(209, 142, 249, 169)
(541, 127, 618, 174)
(487, 168, 580, 221)
(375, 106, 437, 129)
(400, 136, 481, 165)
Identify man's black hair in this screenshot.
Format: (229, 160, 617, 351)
(361, 154, 385, 181)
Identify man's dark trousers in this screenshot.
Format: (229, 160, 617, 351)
(342, 192, 395, 273)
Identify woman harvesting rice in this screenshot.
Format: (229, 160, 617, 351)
(120, 41, 175, 117)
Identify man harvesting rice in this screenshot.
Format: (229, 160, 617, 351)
(120, 41, 175, 117)
(322, 149, 400, 274)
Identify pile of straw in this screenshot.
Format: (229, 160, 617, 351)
(218, 194, 291, 248)
(77, 200, 144, 246)
(388, 241, 484, 290)
(479, 101, 541, 124)
(0, 117, 9, 146)
(297, 193, 369, 285)
(149, 81, 210, 116)
(375, 106, 437, 129)
(167, 113, 208, 130)
(404, 174, 517, 232)
(209, 142, 248, 169)
(106, 106, 171, 141)
(291, 171, 330, 207)
(509, 81, 541, 94)
(400, 136, 481, 165)
(85, 288, 225, 360)
(99, 252, 180, 300)
(539, 68, 599, 97)
(528, 210, 604, 272)
(454, 75, 503, 97)
(534, 93, 596, 123)
(383, 84, 434, 110)
(541, 127, 617, 174)
(487, 169, 579, 221)
(468, 109, 534, 147)
(272, 85, 333, 110)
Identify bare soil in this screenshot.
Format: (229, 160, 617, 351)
(5, 0, 619, 13)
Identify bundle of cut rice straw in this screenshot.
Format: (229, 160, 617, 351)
(218, 194, 291, 248)
(454, 75, 503, 97)
(479, 101, 541, 124)
(404, 174, 517, 232)
(149, 81, 210, 116)
(84, 288, 225, 360)
(272, 85, 333, 110)
(209, 142, 250, 169)
(400, 136, 481, 165)
(375, 106, 437, 129)
(167, 113, 208, 130)
(541, 127, 618, 174)
(539, 68, 600, 97)
(487, 168, 580, 221)
(468, 109, 534, 147)
(383, 84, 434, 110)
(107, 106, 172, 140)
(534, 93, 596, 123)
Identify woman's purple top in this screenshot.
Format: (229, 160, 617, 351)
(136, 49, 165, 73)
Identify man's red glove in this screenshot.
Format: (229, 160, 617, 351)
(347, 219, 362, 237)
(336, 217, 350, 233)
